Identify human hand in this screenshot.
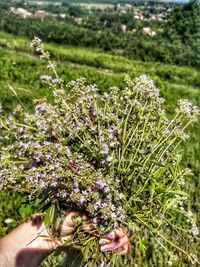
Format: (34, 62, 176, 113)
(100, 228, 131, 255)
(59, 213, 131, 255)
(0, 213, 78, 267)
(59, 211, 77, 238)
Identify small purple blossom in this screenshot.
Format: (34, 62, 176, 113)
(73, 188, 79, 193)
(79, 196, 86, 204)
(96, 179, 106, 190)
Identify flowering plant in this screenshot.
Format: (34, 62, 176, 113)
(0, 38, 199, 266)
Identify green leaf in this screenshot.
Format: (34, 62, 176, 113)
(44, 204, 56, 229)
(168, 190, 189, 198)
(153, 164, 170, 179)
(44, 205, 51, 229)
(19, 202, 33, 217)
(149, 181, 155, 200)
(139, 236, 146, 253)
(37, 189, 52, 208)
(169, 165, 176, 178)
(163, 198, 180, 212)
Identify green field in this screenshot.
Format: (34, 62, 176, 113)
(0, 31, 199, 266)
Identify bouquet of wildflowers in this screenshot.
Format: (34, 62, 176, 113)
(0, 38, 199, 266)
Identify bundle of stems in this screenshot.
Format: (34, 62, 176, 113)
(0, 38, 199, 266)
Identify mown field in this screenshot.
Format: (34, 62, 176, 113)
(0, 31, 199, 266)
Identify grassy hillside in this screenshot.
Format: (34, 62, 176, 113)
(1, 31, 200, 111)
(0, 31, 199, 266)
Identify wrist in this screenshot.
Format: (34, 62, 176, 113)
(26, 214, 59, 252)
(0, 214, 58, 267)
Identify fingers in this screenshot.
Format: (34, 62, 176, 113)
(60, 212, 97, 237)
(82, 219, 93, 231)
(59, 211, 77, 236)
(106, 228, 126, 240)
(100, 240, 131, 254)
(81, 219, 99, 236)
(112, 234, 129, 250)
(100, 227, 131, 255)
(62, 211, 77, 227)
(100, 241, 118, 252)
(100, 234, 129, 252)
(117, 243, 131, 255)
(59, 224, 74, 236)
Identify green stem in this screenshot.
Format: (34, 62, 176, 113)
(127, 110, 150, 171)
(157, 232, 197, 261)
(66, 126, 93, 154)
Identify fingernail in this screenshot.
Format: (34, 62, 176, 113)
(106, 231, 115, 240)
(99, 238, 110, 245)
(117, 247, 123, 252)
(100, 242, 117, 252)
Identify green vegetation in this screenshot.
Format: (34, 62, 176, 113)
(0, 1, 200, 67)
(0, 1, 199, 266)
(1, 31, 200, 111)
(0, 31, 199, 266)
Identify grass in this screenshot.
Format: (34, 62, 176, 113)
(0, 31, 199, 266)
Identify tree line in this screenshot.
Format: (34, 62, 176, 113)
(0, 0, 200, 68)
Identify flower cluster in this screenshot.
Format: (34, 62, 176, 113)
(0, 38, 199, 266)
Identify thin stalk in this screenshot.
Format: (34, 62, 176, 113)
(159, 111, 181, 134)
(118, 100, 147, 171)
(94, 101, 102, 148)
(41, 47, 59, 80)
(8, 84, 27, 111)
(157, 232, 199, 262)
(66, 126, 93, 154)
(0, 119, 10, 130)
(127, 110, 150, 170)
(134, 125, 180, 181)
(158, 120, 191, 163)
(164, 216, 188, 234)
(15, 122, 38, 131)
(154, 237, 173, 256)
(129, 176, 151, 201)
(150, 119, 192, 175)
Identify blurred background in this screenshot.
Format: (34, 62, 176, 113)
(0, 0, 199, 266)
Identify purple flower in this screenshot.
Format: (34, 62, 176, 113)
(51, 182, 57, 188)
(96, 180, 106, 190)
(119, 215, 125, 221)
(78, 196, 86, 204)
(111, 212, 116, 219)
(74, 181, 78, 188)
(73, 188, 79, 193)
(94, 200, 101, 210)
(82, 190, 88, 195)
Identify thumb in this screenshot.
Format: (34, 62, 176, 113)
(59, 211, 77, 237)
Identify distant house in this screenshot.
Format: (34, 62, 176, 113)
(74, 17, 83, 26)
(124, 4, 132, 10)
(35, 10, 50, 20)
(116, 3, 121, 11)
(10, 7, 32, 18)
(59, 14, 66, 19)
(150, 31, 156, 37)
(121, 24, 127, 33)
(142, 27, 156, 37)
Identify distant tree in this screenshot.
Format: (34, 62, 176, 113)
(165, 0, 200, 43)
(68, 5, 86, 17)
